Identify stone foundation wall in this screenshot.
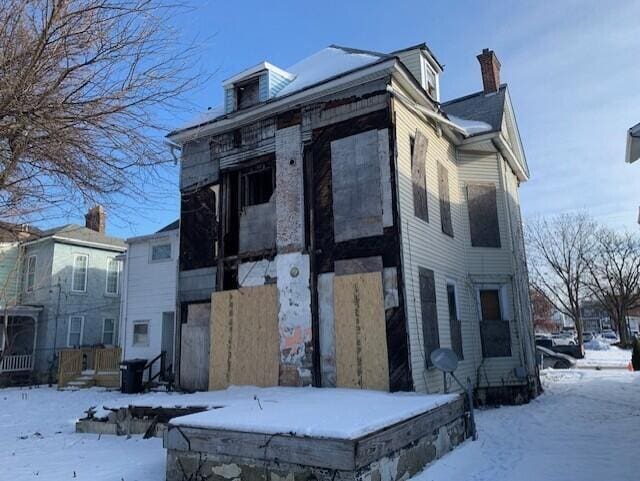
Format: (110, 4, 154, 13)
(166, 416, 469, 481)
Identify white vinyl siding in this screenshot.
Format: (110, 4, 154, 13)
(102, 318, 116, 345)
(25, 255, 37, 292)
(105, 258, 119, 294)
(392, 87, 478, 394)
(71, 254, 89, 292)
(67, 316, 84, 347)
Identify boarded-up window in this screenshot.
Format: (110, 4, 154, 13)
(438, 162, 453, 237)
(447, 283, 463, 360)
(479, 288, 511, 357)
(331, 130, 383, 242)
(411, 131, 429, 222)
(419, 267, 439, 366)
(467, 184, 501, 247)
(180, 185, 217, 271)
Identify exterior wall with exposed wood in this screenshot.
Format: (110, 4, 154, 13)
(391, 83, 480, 394)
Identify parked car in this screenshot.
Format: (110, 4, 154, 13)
(601, 330, 619, 344)
(583, 331, 597, 343)
(536, 338, 585, 359)
(551, 332, 577, 346)
(536, 345, 576, 369)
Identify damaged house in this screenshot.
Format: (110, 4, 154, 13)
(168, 44, 539, 404)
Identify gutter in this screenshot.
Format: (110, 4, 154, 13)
(21, 235, 126, 252)
(385, 85, 467, 136)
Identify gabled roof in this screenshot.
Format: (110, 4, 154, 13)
(171, 46, 390, 135)
(157, 220, 179, 233)
(391, 42, 444, 71)
(626, 121, 640, 164)
(441, 85, 507, 136)
(37, 224, 125, 249)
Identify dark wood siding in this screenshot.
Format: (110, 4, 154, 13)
(467, 183, 501, 247)
(180, 185, 217, 271)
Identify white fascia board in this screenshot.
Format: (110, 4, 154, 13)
(222, 61, 295, 87)
(169, 59, 397, 144)
(51, 236, 126, 252)
(125, 229, 178, 245)
(493, 136, 529, 182)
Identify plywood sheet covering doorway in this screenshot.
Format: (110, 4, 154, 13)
(334, 272, 389, 391)
(209, 285, 279, 390)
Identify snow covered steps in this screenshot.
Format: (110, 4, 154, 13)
(164, 387, 472, 481)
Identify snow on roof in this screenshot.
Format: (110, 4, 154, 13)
(447, 114, 493, 136)
(176, 46, 387, 133)
(165, 386, 457, 440)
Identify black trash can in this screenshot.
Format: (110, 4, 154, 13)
(120, 358, 147, 394)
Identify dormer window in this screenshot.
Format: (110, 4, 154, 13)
(236, 78, 260, 110)
(223, 61, 295, 114)
(422, 58, 439, 101)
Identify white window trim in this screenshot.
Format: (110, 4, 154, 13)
(102, 318, 116, 345)
(149, 239, 172, 263)
(25, 255, 37, 292)
(445, 279, 461, 321)
(105, 258, 120, 295)
(67, 316, 85, 347)
(71, 254, 89, 293)
(132, 320, 150, 347)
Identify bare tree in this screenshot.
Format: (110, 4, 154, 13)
(583, 228, 640, 346)
(526, 213, 596, 346)
(0, 0, 202, 228)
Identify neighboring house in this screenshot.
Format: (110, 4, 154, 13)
(119, 221, 179, 381)
(626, 122, 640, 164)
(12, 207, 125, 380)
(0, 223, 42, 377)
(167, 43, 539, 404)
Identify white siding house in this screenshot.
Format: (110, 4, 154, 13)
(119, 222, 179, 379)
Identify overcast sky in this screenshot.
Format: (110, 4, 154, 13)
(101, 0, 640, 238)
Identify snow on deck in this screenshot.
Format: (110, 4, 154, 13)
(168, 386, 458, 439)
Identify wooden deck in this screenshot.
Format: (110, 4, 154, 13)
(58, 347, 121, 388)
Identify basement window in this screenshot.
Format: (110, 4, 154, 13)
(236, 78, 260, 110)
(241, 165, 274, 207)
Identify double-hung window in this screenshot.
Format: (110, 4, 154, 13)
(67, 316, 84, 347)
(25, 255, 37, 292)
(105, 258, 119, 294)
(72, 254, 89, 292)
(102, 318, 116, 345)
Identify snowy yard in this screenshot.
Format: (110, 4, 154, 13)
(577, 344, 633, 369)
(1, 369, 639, 481)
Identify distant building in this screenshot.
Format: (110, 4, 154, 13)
(0, 207, 125, 382)
(119, 221, 179, 382)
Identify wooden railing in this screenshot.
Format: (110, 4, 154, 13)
(0, 354, 34, 372)
(94, 347, 121, 373)
(58, 347, 121, 388)
(58, 349, 83, 388)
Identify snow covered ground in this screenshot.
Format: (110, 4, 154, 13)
(416, 369, 640, 481)
(1, 369, 638, 481)
(577, 344, 632, 369)
(0, 387, 164, 480)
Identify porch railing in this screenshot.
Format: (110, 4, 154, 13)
(0, 354, 34, 373)
(58, 347, 121, 388)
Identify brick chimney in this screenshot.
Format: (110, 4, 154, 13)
(477, 48, 501, 94)
(85, 205, 106, 233)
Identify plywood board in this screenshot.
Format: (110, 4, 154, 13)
(334, 272, 389, 391)
(180, 324, 210, 391)
(210, 285, 279, 390)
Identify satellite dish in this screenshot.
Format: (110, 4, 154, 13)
(430, 348, 459, 373)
